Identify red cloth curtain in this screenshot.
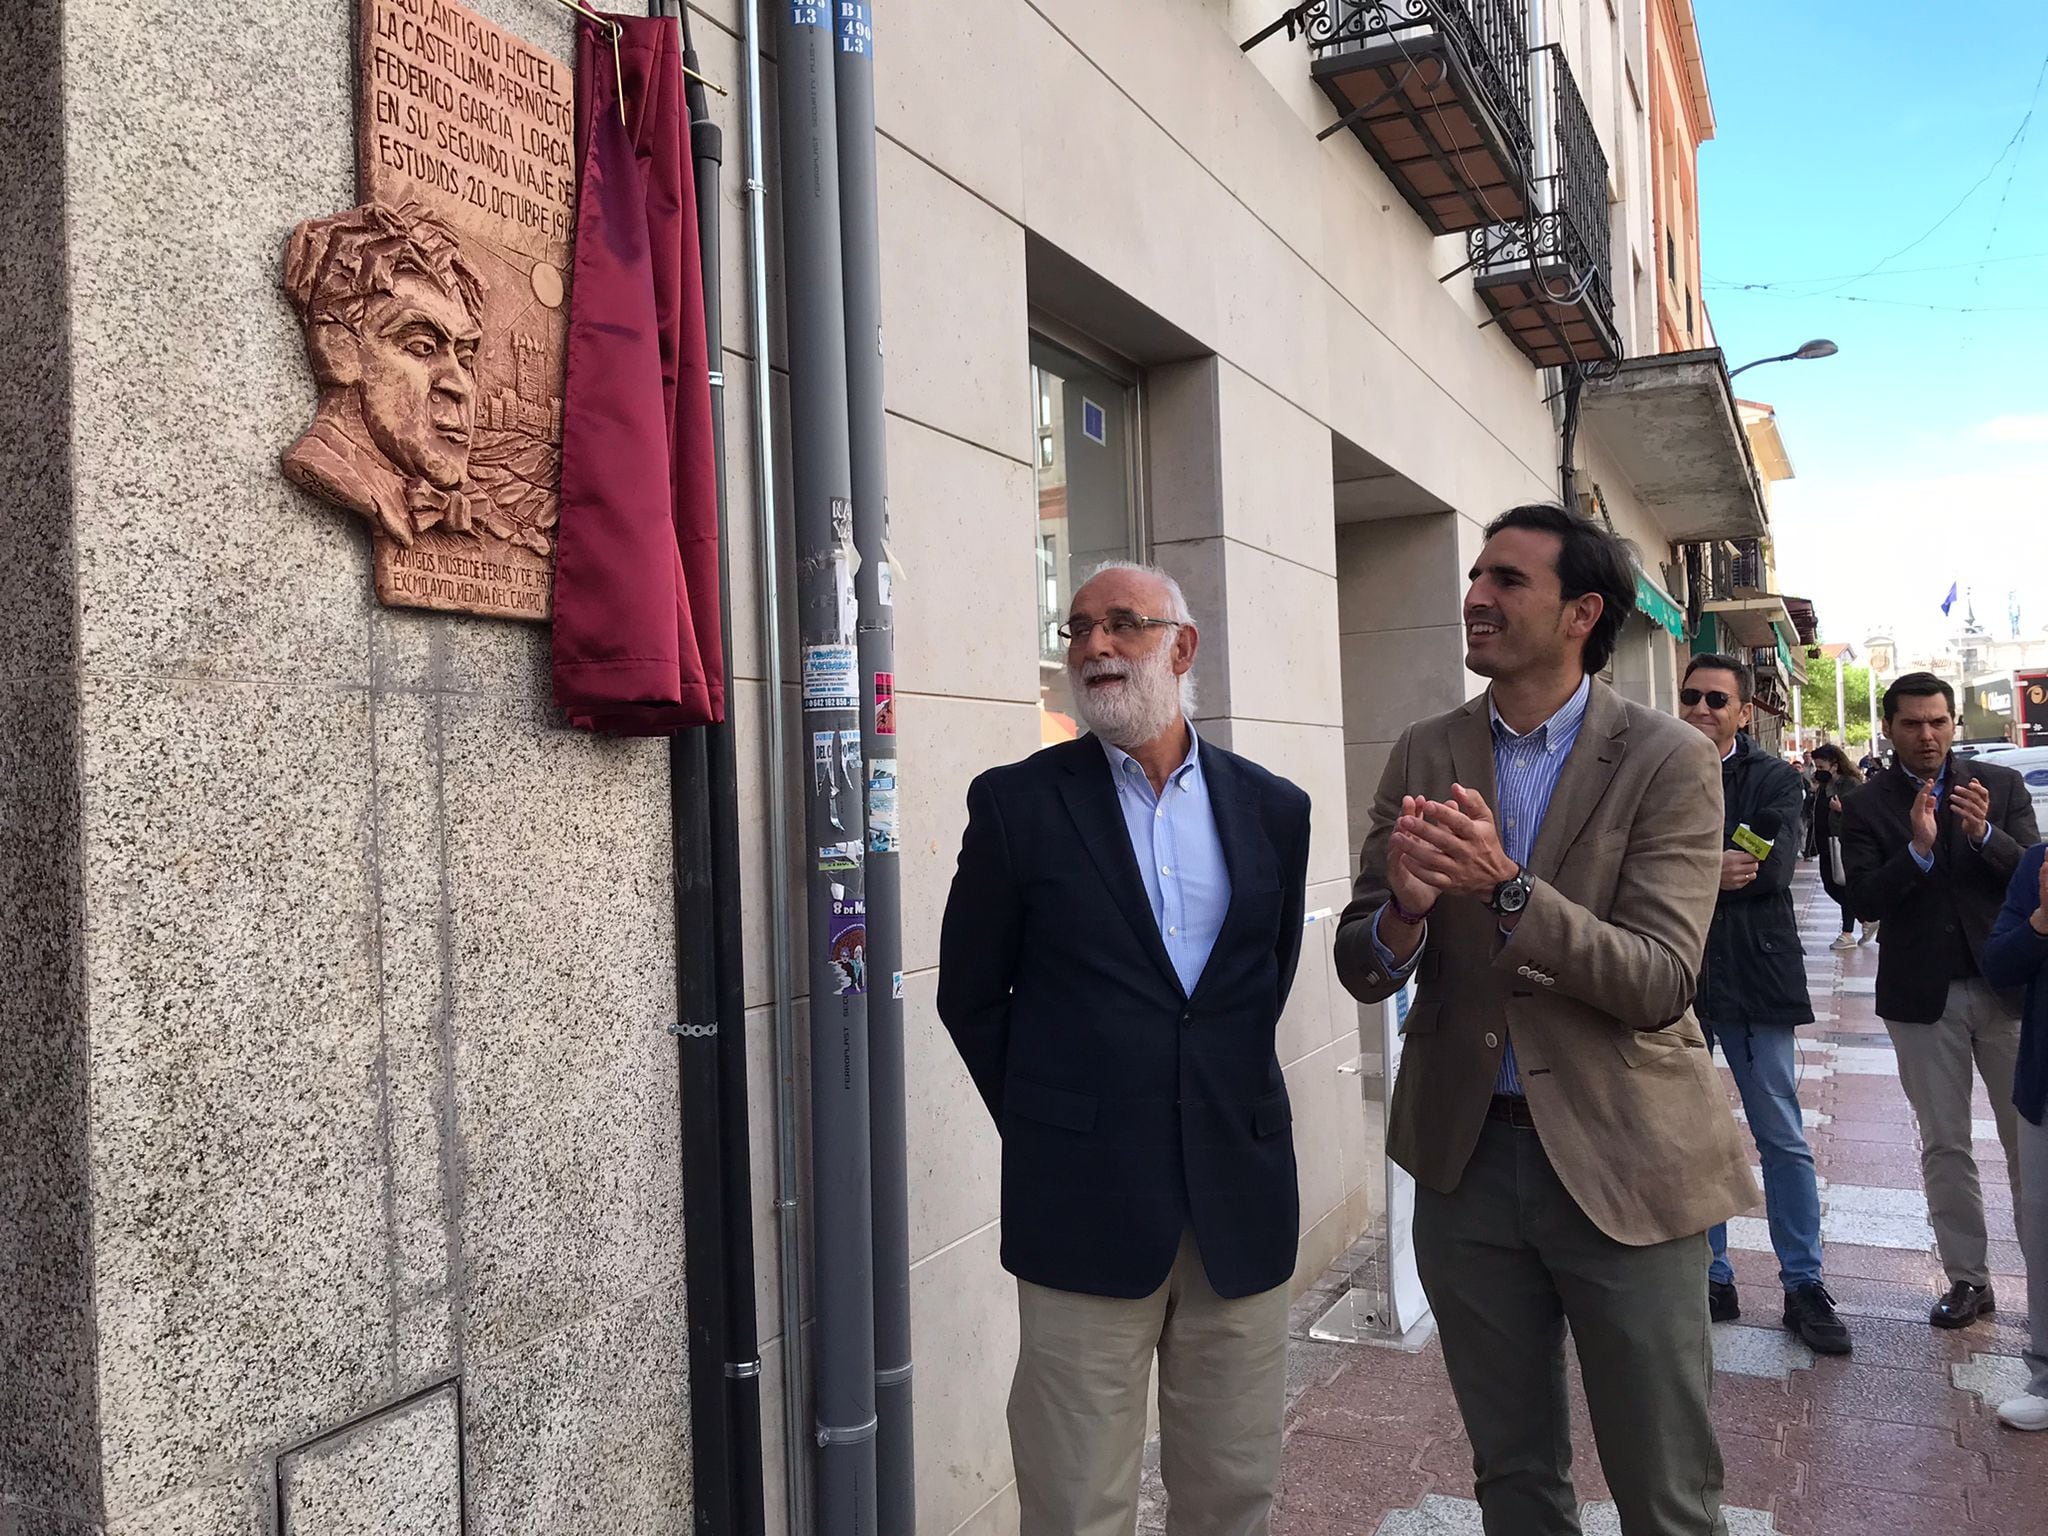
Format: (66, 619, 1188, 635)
(552, 13, 725, 732)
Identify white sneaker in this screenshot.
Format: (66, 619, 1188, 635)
(1830, 933, 1857, 952)
(1997, 1392, 2048, 1431)
(1859, 921, 1879, 945)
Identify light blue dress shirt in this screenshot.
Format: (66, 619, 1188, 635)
(1373, 675, 1593, 1097)
(1102, 728, 1231, 996)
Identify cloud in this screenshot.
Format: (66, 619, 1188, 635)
(1972, 413, 2048, 444)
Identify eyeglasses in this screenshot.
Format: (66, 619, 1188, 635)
(1680, 688, 1736, 710)
(1057, 610, 1182, 645)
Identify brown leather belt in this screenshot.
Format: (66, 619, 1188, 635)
(1487, 1095, 1538, 1129)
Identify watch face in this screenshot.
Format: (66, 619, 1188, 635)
(1495, 875, 1531, 913)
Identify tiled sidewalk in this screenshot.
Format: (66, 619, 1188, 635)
(1261, 864, 2047, 1535)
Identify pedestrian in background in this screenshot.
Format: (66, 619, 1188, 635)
(1681, 655, 1851, 1354)
(1981, 837, 2048, 1430)
(1336, 504, 1751, 1536)
(1809, 744, 1871, 950)
(1841, 672, 2041, 1329)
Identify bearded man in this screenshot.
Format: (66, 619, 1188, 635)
(937, 561, 1312, 1536)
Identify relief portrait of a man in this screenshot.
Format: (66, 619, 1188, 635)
(281, 201, 489, 548)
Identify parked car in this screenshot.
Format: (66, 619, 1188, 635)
(1988, 745, 2048, 829)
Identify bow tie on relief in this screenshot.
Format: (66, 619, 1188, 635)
(406, 479, 475, 535)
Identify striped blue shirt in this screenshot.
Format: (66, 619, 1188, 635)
(1488, 675, 1591, 1094)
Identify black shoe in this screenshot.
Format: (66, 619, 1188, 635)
(1784, 1283, 1852, 1355)
(1930, 1281, 1996, 1329)
(1709, 1279, 1740, 1323)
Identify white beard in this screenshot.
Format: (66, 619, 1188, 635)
(1070, 642, 1191, 747)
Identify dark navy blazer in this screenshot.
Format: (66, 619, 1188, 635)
(936, 734, 1312, 1300)
(1982, 842, 2048, 1127)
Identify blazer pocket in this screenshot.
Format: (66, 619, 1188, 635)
(1613, 1028, 1693, 1069)
(1005, 1075, 1099, 1133)
(1252, 1086, 1292, 1138)
(1399, 999, 1441, 1036)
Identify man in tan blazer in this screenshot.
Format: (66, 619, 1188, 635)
(1335, 504, 1756, 1536)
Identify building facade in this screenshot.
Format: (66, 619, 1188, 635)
(4, 2, 1770, 1533)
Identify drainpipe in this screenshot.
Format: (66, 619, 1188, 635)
(777, 4, 881, 1532)
(678, 11, 770, 1534)
(664, 4, 735, 1530)
(833, 6, 914, 1530)
(739, 1, 813, 1530)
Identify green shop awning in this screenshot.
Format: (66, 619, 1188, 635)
(1772, 622, 1799, 683)
(1633, 567, 1687, 641)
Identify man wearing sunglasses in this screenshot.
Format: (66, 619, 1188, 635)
(938, 561, 1312, 1536)
(1679, 654, 1851, 1353)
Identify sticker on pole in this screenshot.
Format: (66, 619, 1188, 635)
(867, 762, 899, 854)
(817, 840, 861, 874)
(837, 1, 871, 56)
(873, 672, 896, 736)
(803, 644, 857, 711)
(1081, 397, 1107, 445)
(790, 1, 827, 27)
(828, 895, 868, 995)
(892, 970, 904, 1000)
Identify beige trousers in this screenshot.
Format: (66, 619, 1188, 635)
(1885, 977, 2024, 1288)
(1008, 1230, 1291, 1536)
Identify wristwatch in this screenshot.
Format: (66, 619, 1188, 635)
(1490, 866, 1534, 916)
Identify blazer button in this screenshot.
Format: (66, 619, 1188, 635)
(1181, 1008, 1194, 1027)
(1484, 1032, 1499, 1049)
(1517, 965, 1532, 978)
(1541, 976, 1555, 987)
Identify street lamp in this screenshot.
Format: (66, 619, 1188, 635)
(1728, 339, 1839, 380)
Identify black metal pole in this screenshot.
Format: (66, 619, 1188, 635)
(776, 4, 881, 1530)
(832, 7, 913, 1531)
(680, 14, 771, 1534)
(662, 0, 738, 1524)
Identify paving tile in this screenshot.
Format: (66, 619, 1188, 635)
(1715, 1323, 1818, 1380)
(1786, 1415, 1990, 1491)
(1711, 1372, 1806, 1441)
(1819, 1206, 1936, 1252)
(1818, 1242, 1949, 1285)
(1716, 1429, 1806, 1512)
(1819, 1315, 1974, 1372)
(1828, 1045, 1899, 1075)
(1273, 1428, 1432, 1525)
(1837, 977, 1878, 996)
(1952, 1352, 2032, 1408)
(1779, 1479, 1983, 1536)
(1791, 1358, 1973, 1430)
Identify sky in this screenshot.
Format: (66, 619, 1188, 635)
(1693, 0, 2048, 658)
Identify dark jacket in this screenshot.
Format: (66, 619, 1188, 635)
(1840, 754, 2040, 1024)
(1981, 842, 2048, 1126)
(936, 733, 1311, 1300)
(1698, 735, 1813, 1027)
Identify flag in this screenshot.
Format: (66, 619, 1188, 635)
(1940, 581, 1959, 617)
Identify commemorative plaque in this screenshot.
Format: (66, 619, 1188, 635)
(282, 0, 575, 621)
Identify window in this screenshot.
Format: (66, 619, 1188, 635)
(1028, 332, 1144, 743)
(1666, 228, 1676, 283)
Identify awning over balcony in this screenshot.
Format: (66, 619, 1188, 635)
(1703, 593, 1796, 649)
(1633, 565, 1686, 641)
(1579, 348, 1767, 543)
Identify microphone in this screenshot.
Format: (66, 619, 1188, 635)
(1731, 808, 1782, 861)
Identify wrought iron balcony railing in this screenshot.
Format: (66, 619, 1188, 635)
(1253, 0, 1535, 234)
(1463, 44, 1619, 367)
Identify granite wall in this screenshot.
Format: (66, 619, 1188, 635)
(4, 1, 692, 1530)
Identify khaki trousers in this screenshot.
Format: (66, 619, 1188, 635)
(1884, 977, 2023, 1289)
(1416, 1117, 1727, 1536)
(1009, 1230, 1291, 1536)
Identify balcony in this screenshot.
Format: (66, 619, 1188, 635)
(1465, 45, 1619, 366)
(1296, 0, 1535, 234)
